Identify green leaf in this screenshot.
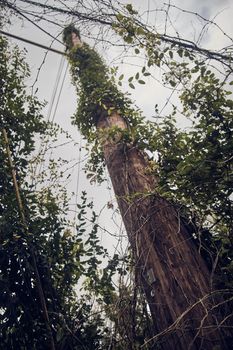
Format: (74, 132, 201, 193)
(116, 13, 124, 21)
(125, 4, 138, 15)
(136, 27, 145, 35)
(177, 49, 183, 58)
(138, 80, 145, 84)
(129, 83, 135, 89)
(125, 35, 133, 44)
(119, 74, 124, 80)
(169, 51, 173, 59)
(169, 80, 176, 87)
(56, 327, 64, 342)
(201, 67, 206, 76)
(126, 4, 133, 12)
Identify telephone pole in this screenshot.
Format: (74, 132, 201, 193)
(64, 26, 231, 349)
(96, 112, 229, 349)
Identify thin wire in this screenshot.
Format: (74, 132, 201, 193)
(21, 9, 64, 28)
(17, 0, 112, 25)
(4, 1, 64, 45)
(31, 31, 64, 94)
(0, 29, 65, 56)
(31, 57, 66, 187)
(38, 61, 69, 182)
(47, 56, 66, 122)
(51, 62, 68, 123)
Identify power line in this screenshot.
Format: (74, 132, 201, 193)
(4, 0, 64, 45)
(17, 0, 112, 26)
(47, 56, 66, 122)
(0, 29, 65, 55)
(32, 57, 67, 187)
(21, 9, 64, 28)
(43, 61, 69, 188)
(51, 62, 69, 123)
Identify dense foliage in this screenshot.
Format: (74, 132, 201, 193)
(0, 35, 128, 350)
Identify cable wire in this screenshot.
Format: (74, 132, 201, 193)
(51, 61, 68, 123)
(0, 29, 65, 55)
(31, 56, 67, 187)
(47, 56, 66, 122)
(4, 0, 64, 45)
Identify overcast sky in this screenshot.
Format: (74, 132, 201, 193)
(4, 0, 233, 256)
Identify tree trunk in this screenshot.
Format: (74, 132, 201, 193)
(97, 112, 230, 350)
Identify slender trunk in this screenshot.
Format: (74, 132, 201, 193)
(97, 112, 230, 350)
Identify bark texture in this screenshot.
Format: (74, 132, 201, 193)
(97, 112, 230, 350)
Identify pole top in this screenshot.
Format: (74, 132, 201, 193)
(63, 24, 82, 51)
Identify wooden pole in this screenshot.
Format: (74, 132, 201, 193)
(96, 112, 230, 349)
(66, 29, 232, 349)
